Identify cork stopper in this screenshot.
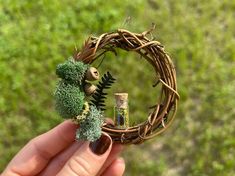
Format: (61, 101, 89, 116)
(115, 93, 128, 109)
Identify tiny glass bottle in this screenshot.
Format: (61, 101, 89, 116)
(114, 93, 129, 129)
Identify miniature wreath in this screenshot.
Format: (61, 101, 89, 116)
(54, 29, 179, 144)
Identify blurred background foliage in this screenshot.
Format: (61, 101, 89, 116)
(0, 0, 235, 175)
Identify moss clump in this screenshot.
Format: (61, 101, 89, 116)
(55, 58, 103, 141)
(76, 105, 103, 142)
(54, 81, 85, 118)
(56, 58, 88, 84)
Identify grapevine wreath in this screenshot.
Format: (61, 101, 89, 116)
(54, 29, 180, 145)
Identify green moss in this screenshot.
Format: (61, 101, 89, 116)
(76, 105, 104, 142)
(54, 81, 85, 118)
(56, 58, 89, 84)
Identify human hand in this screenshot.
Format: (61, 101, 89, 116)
(1, 120, 125, 176)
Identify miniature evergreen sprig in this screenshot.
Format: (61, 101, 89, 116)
(90, 72, 116, 111)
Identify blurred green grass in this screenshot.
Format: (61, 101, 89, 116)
(0, 0, 235, 175)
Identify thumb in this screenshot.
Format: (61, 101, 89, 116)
(57, 133, 112, 176)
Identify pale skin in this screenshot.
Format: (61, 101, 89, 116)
(1, 120, 125, 176)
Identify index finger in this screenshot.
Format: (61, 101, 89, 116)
(2, 120, 78, 176)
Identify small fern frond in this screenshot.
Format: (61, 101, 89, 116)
(90, 72, 116, 111)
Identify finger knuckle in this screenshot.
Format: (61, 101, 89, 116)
(28, 136, 51, 161)
(68, 156, 94, 176)
(28, 135, 43, 146)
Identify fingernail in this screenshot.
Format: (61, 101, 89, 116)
(89, 134, 111, 155)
